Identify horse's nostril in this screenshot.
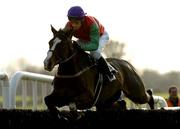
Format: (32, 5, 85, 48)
(45, 66, 51, 71)
(44, 59, 52, 71)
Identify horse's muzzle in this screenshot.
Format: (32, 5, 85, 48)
(44, 59, 53, 71)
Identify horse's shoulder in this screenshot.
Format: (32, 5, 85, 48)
(106, 58, 135, 70)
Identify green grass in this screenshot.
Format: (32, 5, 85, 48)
(15, 96, 46, 110)
(0, 96, 2, 107)
(0, 95, 47, 109)
(155, 92, 169, 99)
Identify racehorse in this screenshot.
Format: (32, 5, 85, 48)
(43, 25, 154, 117)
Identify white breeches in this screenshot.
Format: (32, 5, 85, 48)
(90, 31, 109, 60)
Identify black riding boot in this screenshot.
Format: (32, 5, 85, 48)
(97, 57, 116, 82)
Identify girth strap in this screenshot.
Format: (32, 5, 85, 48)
(92, 73, 103, 107)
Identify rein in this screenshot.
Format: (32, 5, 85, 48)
(59, 51, 77, 64)
(55, 43, 97, 78)
(55, 64, 96, 78)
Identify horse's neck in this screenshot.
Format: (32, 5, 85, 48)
(58, 51, 95, 75)
(58, 58, 77, 75)
(75, 51, 95, 68)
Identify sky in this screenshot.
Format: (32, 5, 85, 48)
(0, 0, 180, 74)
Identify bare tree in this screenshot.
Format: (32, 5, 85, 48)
(103, 40, 125, 59)
(141, 69, 180, 92)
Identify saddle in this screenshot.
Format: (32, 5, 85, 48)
(107, 63, 118, 74)
(82, 52, 117, 73)
(73, 43, 118, 78)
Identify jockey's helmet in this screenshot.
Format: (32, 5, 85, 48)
(67, 6, 86, 20)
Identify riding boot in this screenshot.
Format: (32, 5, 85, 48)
(97, 57, 116, 82)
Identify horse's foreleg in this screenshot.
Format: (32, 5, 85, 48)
(69, 102, 77, 111)
(68, 102, 84, 120)
(44, 93, 61, 118)
(72, 92, 94, 109)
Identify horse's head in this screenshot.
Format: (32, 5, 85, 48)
(44, 25, 73, 71)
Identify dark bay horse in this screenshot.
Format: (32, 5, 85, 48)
(44, 26, 154, 116)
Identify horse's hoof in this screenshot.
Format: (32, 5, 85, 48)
(58, 111, 83, 121)
(147, 89, 153, 96)
(76, 112, 85, 120)
(59, 111, 72, 121)
(147, 89, 155, 109)
(113, 100, 127, 111)
(69, 111, 82, 120)
(56, 112, 68, 121)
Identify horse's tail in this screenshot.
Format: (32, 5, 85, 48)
(107, 58, 148, 104)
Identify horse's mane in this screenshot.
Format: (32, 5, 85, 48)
(73, 43, 96, 66)
(57, 29, 71, 40)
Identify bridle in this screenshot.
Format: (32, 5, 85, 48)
(49, 37, 78, 65)
(49, 38, 96, 79)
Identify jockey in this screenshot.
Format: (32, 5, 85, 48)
(63, 6, 116, 82)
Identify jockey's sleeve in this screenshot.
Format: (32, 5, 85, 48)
(79, 24, 99, 51)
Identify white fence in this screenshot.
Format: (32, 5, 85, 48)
(1, 71, 180, 110)
(0, 72, 9, 108)
(9, 71, 53, 110)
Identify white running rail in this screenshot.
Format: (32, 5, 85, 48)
(9, 71, 53, 110)
(2, 70, 179, 111)
(0, 72, 10, 108)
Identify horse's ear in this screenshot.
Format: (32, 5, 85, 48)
(51, 25, 57, 35)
